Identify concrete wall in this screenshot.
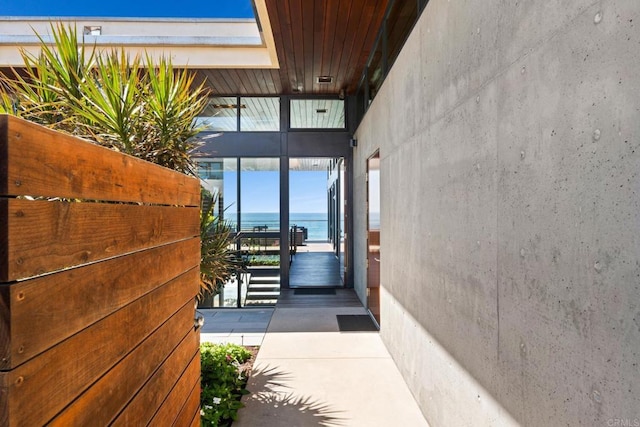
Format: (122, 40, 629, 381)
(353, 1, 640, 425)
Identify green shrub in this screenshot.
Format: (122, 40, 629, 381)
(200, 343, 252, 426)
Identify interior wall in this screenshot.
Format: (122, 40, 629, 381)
(353, 0, 640, 425)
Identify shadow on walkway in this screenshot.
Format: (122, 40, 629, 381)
(237, 364, 347, 427)
(235, 289, 429, 426)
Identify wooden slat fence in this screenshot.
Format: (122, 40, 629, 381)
(0, 115, 201, 426)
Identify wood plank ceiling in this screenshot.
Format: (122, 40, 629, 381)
(195, 0, 390, 96)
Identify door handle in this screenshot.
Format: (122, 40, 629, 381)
(374, 258, 380, 262)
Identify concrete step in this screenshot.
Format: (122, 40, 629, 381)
(249, 280, 280, 288)
(250, 276, 280, 284)
(245, 291, 280, 299)
(245, 300, 277, 307)
(248, 283, 281, 292)
(248, 266, 280, 277)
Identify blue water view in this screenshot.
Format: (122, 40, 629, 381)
(239, 212, 330, 241)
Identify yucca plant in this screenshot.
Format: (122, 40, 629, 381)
(143, 55, 209, 174)
(0, 91, 17, 114)
(0, 24, 95, 131)
(200, 193, 244, 299)
(0, 23, 209, 167)
(0, 23, 239, 299)
(68, 49, 145, 153)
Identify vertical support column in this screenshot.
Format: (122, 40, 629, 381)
(344, 96, 357, 288)
(335, 160, 342, 258)
(344, 153, 355, 288)
(236, 157, 242, 232)
(236, 157, 242, 256)
(279, 98, 290, 288)
(279, 148, 289, 289)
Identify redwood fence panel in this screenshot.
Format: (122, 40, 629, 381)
(0, 115, 201, 426)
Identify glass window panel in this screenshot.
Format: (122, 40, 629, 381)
(239, 157, 281, 305)
(386, 0, 418, 70)
(240, 158, 280, 231)
(196, 158, 238, 229)
(240, 97, 280, 131)
(368, 36, 384, 103)
(290, 99, 345, 129)
(194, 97, 238, 132)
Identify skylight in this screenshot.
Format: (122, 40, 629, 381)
(0, 0, 279, 69)
(0, 0, 256, 19)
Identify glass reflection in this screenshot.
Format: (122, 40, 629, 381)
(240, 97, 280, 131)
(194, 97, 238, 132)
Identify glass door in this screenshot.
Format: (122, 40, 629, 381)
(239, 158, 281, 305)
(288, 158, 344, 287)
(197, 157, 281, 307)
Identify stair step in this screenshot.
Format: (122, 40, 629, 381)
(248, 267, 280, 277)
(250, 281, 280, 287)
(246, 291, 280, 298)
(249, 284, 280, 291)
(249, 282, 280, 288)
(245, 300, 277, 306)
(250, 276, 280, 284)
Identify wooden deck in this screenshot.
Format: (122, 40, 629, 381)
(289, 242, 343, 288)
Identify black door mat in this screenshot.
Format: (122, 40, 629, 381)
(294, 288, 336, 295)
(336, 315, 378, 331)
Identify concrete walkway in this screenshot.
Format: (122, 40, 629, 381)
(234, 289, 429, 427)
(199, 308, 273, 347)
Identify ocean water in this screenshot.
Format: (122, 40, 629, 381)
(238, 212, 330, 241)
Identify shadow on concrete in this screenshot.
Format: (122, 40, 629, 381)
(237, 364, 347, 426)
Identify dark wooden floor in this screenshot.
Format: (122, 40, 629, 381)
(289, 249, 343, 287)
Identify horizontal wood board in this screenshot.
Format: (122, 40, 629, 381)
(2, 199, 199, 282)
(0, 115, 202, 427)
(148, 353, 201, 427)
(174, 379, 202, 427)
(110, 329, 200, 427)
(0, 115, 200, 206)
(0, 268, 198, 426)
(0, 238, 199, 370)
(48, 303, 198, 426)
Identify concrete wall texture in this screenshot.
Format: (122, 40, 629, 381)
(353, 1, 640, 425)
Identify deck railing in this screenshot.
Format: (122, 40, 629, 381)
(0, 115, 201, 426)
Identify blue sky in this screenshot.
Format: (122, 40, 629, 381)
(0, 0, 255, 18)
(290, 171, 328, 213)
(228, 171, 327, 214)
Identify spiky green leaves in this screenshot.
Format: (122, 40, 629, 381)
(200, 194, 244, 299)
(0, 23, 209, 174)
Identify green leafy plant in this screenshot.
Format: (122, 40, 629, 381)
(200, 343, 252, 426)
(0, 24, 244, 298)
(200, 192, 244, 299)
(68, 49, 144, 153)
(1, 24, 95, 132)
(0, 91, 17, 114)
(246, 255, 280, 266)
(0, 23, 209, 174)
(142, 55, 208, 173)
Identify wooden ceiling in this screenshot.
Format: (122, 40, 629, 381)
(195, 0, 390, 96)
(2, 1, 391, 97)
